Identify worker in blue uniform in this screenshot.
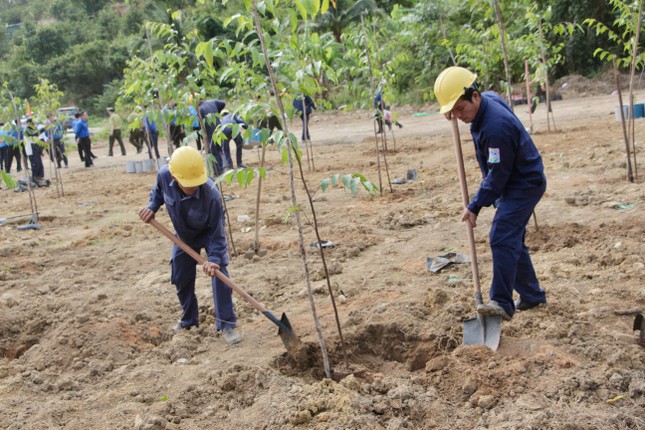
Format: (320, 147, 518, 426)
(218, 109, 248, 169)
(139, 146, 241, 344)
(292, 94, 315, 142)
(198, 99, 227, 174)
(434, 66, 547, 320)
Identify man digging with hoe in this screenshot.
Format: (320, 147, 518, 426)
(139, 146, 242, 345)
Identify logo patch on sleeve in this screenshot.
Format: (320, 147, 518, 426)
(488, 148, 500, 164)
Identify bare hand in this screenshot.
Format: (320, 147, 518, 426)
(444, 111, 454, 121)
(461, 208, 477, 228)
(203, 261, 221, 277)
(138, 208, 155, 223)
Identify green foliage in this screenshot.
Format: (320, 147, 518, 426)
(215, 166, 267, 187)
(320, 173, 377, 195)
(1, 170, 17, 189)
(0, 0, 635, 115)
(583, 0, 645, 68)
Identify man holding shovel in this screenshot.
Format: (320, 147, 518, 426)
(139, 146, 241, 344)
(435, 66, 547, 321)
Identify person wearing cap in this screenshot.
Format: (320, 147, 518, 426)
(143, 112, 160, 159)
(218, 109, 248, 169)
(48, 113, 68, 168)
(138, 146, 241, 344)
(434, 66, 547, 321)
(292, 94, 316, 142)
(107, 107, 127, 156)
(198, 99, 227, 173)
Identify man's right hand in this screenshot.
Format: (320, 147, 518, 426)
(139, 208, 155, 223)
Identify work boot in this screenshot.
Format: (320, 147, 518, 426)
(221, 327, 242, 345)
(477, 300, 512, 321)
(515, 297, 546, 311)
(173, 322, 191, 332)
(34, 177, 49, 187)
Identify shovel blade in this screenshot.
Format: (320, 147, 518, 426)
(463, 314, 502, 351)
(262, 311, 302, 354)
(277, 312, 302, 353)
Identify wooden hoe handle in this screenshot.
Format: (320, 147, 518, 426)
(148, 218, 269, 313)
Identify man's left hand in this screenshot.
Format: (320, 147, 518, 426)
(203, 261, 221, 277)
(461, 208, 477, 228)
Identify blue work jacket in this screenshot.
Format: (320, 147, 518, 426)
(75, 119, 90, 139)
(468, 92, 546, 215)
(220, 114, 247, 138)
(199, 100, 226, 136)
(147, 165, 229, 266)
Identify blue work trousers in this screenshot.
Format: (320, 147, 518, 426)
(29, 143, 45, 179)
(488, 184, 546, 317)
(170, 242, 237, 330)
(222, 133, 244, 168)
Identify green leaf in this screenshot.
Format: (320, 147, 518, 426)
(321, 178, 331, 192)
(257, 167, 267, 180)
(283, 205, 301, 223)
(1, 170, 15, 189)
(294, 0, 307, 20)
(288, 9, 298, 33)
(321, 0, 329, 14)
(236, 169, 246, 186)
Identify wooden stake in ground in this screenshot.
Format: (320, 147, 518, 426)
(46, 132, 64, 198)
(524, 60, 534, 134)
(538, 20, 557, 132)
(626, 0, 643, 179)
(613, 60, 634, 183)
(379, 126, 393, 193)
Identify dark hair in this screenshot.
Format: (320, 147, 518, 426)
(460, 80, 479, 103)
(74, 112, 81, 118)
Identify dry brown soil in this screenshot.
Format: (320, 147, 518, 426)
(1, 81, 644, 430)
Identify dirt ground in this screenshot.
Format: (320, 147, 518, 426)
(1, 81, 644, 430)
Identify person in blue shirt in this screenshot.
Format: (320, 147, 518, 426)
(143, 113, 160, 159)
(49, 113, 68, 168)
(373, 91, 385, 134)
(74, 112, 94, 168)
(138, 146, 241, 344)
(218, 109, 248, 169)
(166, 102, 185, 151)
(72, 112, 84, 163)
(292, 94, 315, 142)
(0, 123, 8, 175)
(24, 119, 48, 186)
(435, 66, 547, 321)
(3, 121, 22, 173)
(198, 99, 227, 174)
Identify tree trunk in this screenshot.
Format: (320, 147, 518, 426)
(252, 1, 331, 379)
(492, 0, 513, 111)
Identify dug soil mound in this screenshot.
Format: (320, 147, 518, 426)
(1, 88, 643, 429)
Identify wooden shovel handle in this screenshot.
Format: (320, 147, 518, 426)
(450, 118, 483, 304)
(148, 218, 269, 313)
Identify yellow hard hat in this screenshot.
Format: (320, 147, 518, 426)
(168, 147, 207, 187)
(434, 67, 478, 114)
